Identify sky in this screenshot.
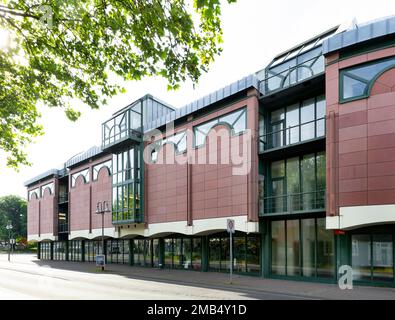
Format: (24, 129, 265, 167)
(1, 0, 395, 199)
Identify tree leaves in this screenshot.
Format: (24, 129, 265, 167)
(0, 0, 235, 169)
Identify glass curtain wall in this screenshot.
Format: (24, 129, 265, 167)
(133, 239, 152, 267)
(69, 240, 82, 261)
(112, 146, 142, 223)
(53, 241, 66, 260)
(107, 239, 130, 264)
(265, 152, 325, 214)
(267, 95, 325, 149)
(270, 217, 334, 279)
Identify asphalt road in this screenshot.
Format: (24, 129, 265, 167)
(0, 254, 307, 300)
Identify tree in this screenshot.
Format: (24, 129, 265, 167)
(0, 0, 236, 169)
(0, 195, 27, 240)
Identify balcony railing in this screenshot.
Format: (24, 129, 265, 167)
(58, 223, 68, 233)
(259, 117, 325, 152)
(259, 52, 324, 96)
(259, 190, 326, 216)
(102, 103, 143, 150)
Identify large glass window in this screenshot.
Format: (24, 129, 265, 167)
(194, 108, 247, 147)
(112, 146, 142, 223)
(271, 217, 334, 279)
(352, 234, 394, 283)
(264, 152, 326, 215)
(271, 220, 286, 275)
(209, 233, 260, 274)
(265, 95, 326, 150)
(341, 56, 395, 102)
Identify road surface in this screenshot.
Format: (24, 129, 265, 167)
(0, 254, 306, 300)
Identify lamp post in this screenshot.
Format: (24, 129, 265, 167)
(6, 223, 13, 262)
(95, 201, 110, 271)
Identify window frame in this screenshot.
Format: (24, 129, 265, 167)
(339, 55, 395, 104)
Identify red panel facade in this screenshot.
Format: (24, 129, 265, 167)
(326, 48, 395, 215)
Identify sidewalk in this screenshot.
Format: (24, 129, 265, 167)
(24, 255, 395, 300)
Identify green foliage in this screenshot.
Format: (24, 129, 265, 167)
(0, 0, 236, 168)
(0, 195, 27, 240)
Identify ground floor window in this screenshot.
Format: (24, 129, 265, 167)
(107, 239, 130, 264)
(84, 240, 102, 262)
(208, 233, 261, 274)
(163, 237, 202, 270)
(69, 240, 82, 261)
(352, 234, 394, 283)
(133, 239, 152, 267)
(53, 241, 66, 261)
(40, 242, 51, 260)
(270, 217, 334, 278)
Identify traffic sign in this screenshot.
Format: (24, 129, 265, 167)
(227, 219, 235, 234)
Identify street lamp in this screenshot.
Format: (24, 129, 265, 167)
(95, 201, 110, 270)
(5, 223, 13, 262)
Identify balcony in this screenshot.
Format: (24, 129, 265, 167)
(102, 102, 143, 152)
(259, 190, 326, 216)
(259, 117, 325, 153)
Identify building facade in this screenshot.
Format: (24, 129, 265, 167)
(25, 16, 395, 286)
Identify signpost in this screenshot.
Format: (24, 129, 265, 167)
(227, 219, 235, 284)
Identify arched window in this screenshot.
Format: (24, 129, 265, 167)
(340, 56, 395, 102)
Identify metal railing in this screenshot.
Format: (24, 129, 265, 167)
(259, 117, 325, 152)
(259, 53, 324, 95)
(259, 190, 326, 215)
(58, 223, 68, 233)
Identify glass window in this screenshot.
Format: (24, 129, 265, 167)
(316, 218, 334, 278)
(246, 236, 261, 274)
(271, 160, 285, 178)
(164, 238, 173, 268)
(287, 157, 300, 211)
(341, 57, 395, 101)
(173, 238, 183, 268)
(352, 234, 372, 282)
(71, 168, 90, 187)
(316, 95, 326, 137)
(40, 182, 54, 196)
(271, 220, 286, 275)
(302, 219, 316, 277)
(301, 98, 315, 141)
(194, 108, 247, 147)
(301, 154, 316, 211)
(93, 160, 112, 181)
(209, 238, 221, 271)
(234, 236, 246, 273)
(192, 238, 202, 270)
(286, 104, 299, 144)
(183, 239, 192, 269)
(373, 234, 393, 282)
(286, 220, 300, 276)
(28, 187, 40, 200)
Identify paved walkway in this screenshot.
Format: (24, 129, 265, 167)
(2, 253, 395, 299)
